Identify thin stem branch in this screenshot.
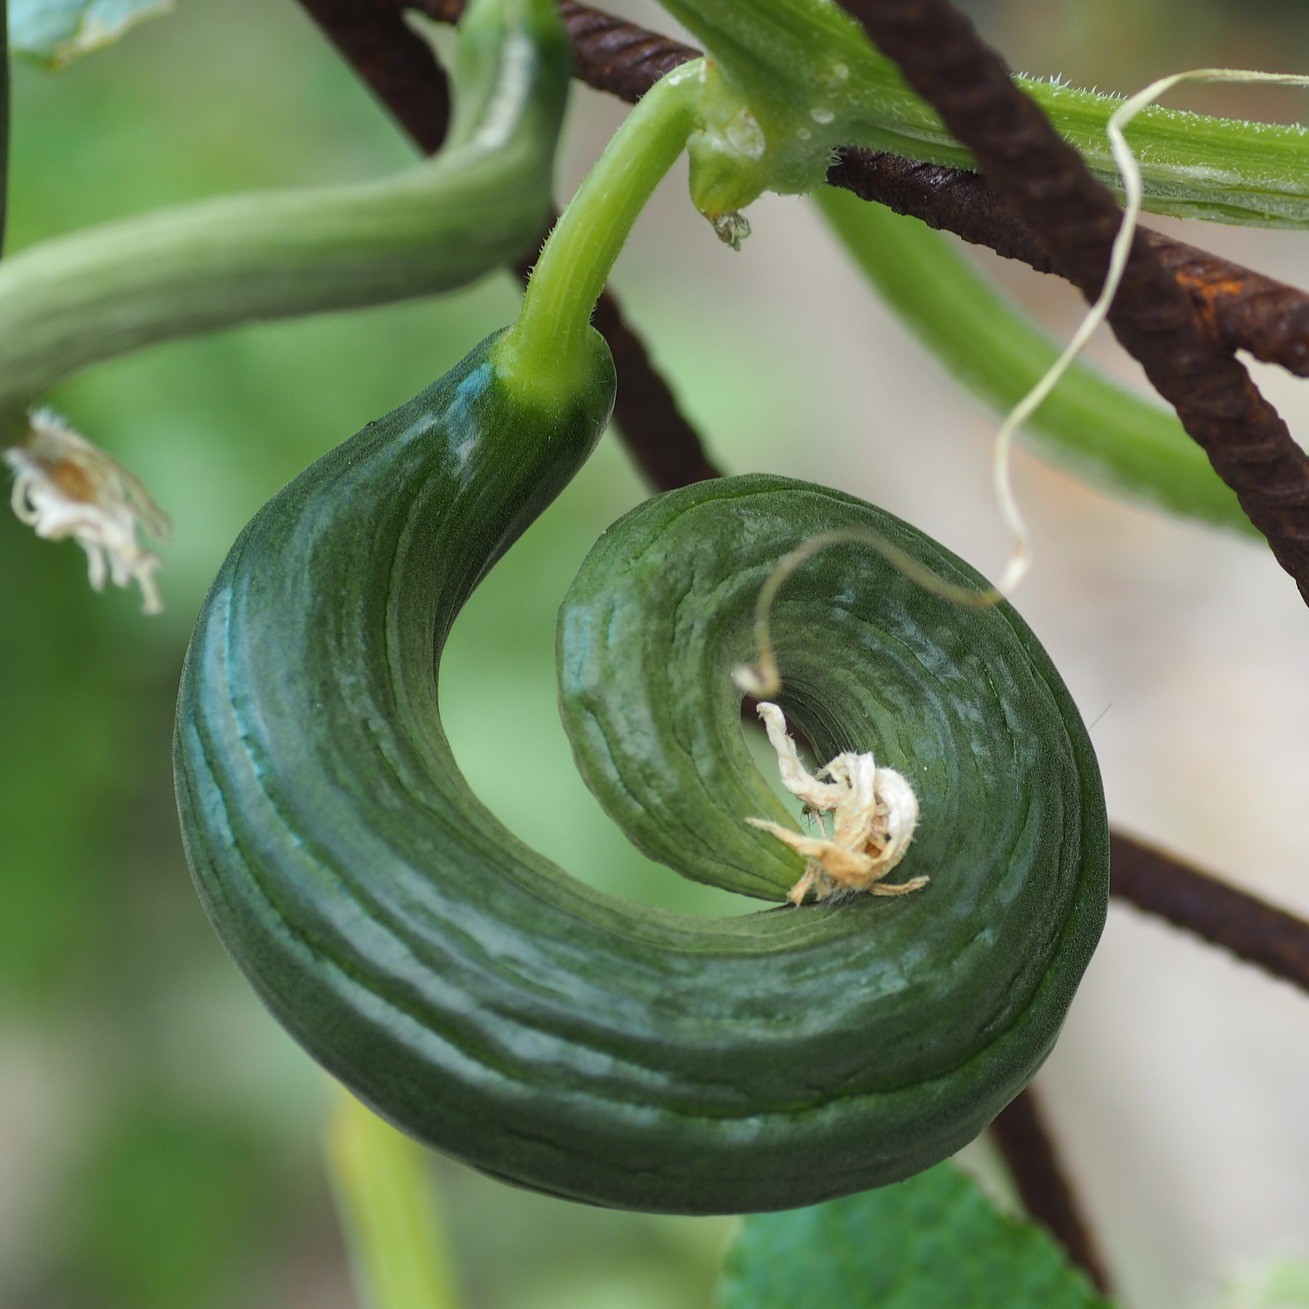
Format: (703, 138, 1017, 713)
(1111, 831, 1309, 995)
(500, 64, 702, 397)
(990, 1088, 1112, 1295)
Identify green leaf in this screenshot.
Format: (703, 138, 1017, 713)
(718, 1164, 1114, 1309)
(11, 0, 172, 69)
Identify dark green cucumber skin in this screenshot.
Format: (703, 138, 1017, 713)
(175, 329, 1107, 1215)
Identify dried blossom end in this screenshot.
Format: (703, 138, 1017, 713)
(5, 410, 172, 615)
(747, 702, 925, 905)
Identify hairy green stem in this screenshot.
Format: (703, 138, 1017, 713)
(870, 67, 1309, 228)
(496, 62, 704, 402)
(660, 0, 1309, 225)
(327, 1088, 463, 1309)
(816, 185, 1253, 535)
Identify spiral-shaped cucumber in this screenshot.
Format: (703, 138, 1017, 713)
(174, 320, 1107, 1214)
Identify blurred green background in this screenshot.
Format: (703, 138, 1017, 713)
(3, 1, 1309, 1307)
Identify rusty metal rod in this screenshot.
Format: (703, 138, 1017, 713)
(1112, 832, 1309, 994)
(297, 0, 451, 153)
(991, 1088, 1113, 1294)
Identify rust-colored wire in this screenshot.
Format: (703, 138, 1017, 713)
(416, 0, 695, 100)
(1112, 832, 1309, 994)
(296, 0, 452, 152)
(828, 148, 1309, 379)
(991, 1088, 1112, 1294)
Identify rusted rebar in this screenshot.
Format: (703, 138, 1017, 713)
(591, 289, 723, 487)
(991, 1088, 1113, 1294)
(557, 0, 693, 100)
(296, 0, 451, 153)
(829, 148, 1309, 378)
(1112, 832, 1309, 994)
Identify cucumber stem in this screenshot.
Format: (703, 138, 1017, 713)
(497, 62, 705, 400)
(0, 0, 570, 420)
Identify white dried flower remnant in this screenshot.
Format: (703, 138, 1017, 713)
(5, 410, 172, 614)
(747, 702, 926, 906)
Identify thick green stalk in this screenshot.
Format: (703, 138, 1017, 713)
(328, 1088, 463, 1309)
(816, 184, 1253, 536)
(0, 0, 570, 417)
(495, 62, 704, 404)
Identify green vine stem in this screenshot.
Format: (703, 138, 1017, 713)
(4, 0, 1307, 449)
(494, 60, 704, 403)
(328, 1087, 464, 1309)
(815, 184, 1253, 537)
(0, 0, 570, 428)
(657, 0, 1309, 224)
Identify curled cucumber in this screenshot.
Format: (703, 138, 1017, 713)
(173, 33, 1108, 1215)
(174, 318, 1108, 1213)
